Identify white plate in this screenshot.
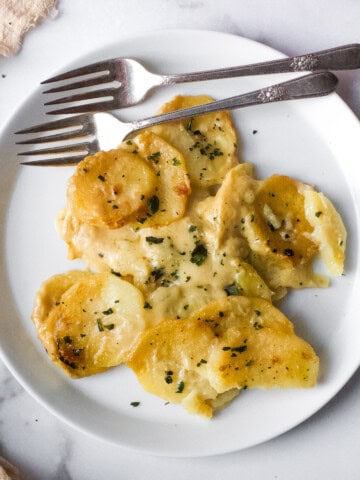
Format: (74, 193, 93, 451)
(0, 30, 360, 457)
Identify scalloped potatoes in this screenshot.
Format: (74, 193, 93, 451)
(32, 94, 346, 417)
(66, 132, 191, 229)
(127, 296, 319, 417)
(33, 272, 147, 377)
(150, 95, 239, 187)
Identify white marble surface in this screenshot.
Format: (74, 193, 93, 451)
(0, 1, 359, 478)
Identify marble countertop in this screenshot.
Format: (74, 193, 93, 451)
(0, 1, 359, 478)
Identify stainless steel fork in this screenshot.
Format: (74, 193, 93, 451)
(40, 44, 359, 114)
(17, 72, 338, 166)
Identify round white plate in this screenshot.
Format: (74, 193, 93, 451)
(0, 30, 359, 457)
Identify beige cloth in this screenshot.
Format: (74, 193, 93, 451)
(0, 457, 21, 480)
(0, 0, 58, 56)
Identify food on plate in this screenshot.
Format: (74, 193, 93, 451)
(32, 271, 147, 377)
(127, 296, 319, 417)
(150, 95, 238, 186)
(302, 189, 346, 275)
(66, 132, 191, 229)
(31, 94, 346, 416)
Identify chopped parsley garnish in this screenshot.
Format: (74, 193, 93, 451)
(147, 195, 160, 215)
(196, 359, 208, 367)
(130, 401, 140, 407)
(223, 345, 247, 353)
(147, 151, 161, 163)
(164, 371, 173, 384)
(186, 118, 194, 131)
(102, 308, 114, 315)
(253, 321, 263, 330)
(59, 356, 77, 370)
(172, 157, 181, 166)
(224, 282, 239, 296)
(97, 319, 104, 332)
(188, 225, 197, 232)
(190, 243, 208, 266)
(143, 301, 152, 309)
(97, 175, 106, 182)
(232, 345, 247, 353)
(145, 236, 164, 244)
(110, 269, 121, 277)
(176, 381, 185, 393)
(104, 323, 115, 330)
(63, 336, 72, 344)
(151, 267, 165, 280)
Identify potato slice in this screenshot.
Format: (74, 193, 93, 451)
(195, 163, 257, 249)
(145, 258, 272, 323)
(233, 260, 272, 301)
(244, 175, 319, 266)
(127, 316, 221, 417)
(249, 251, 329, 294)
(32, 270, 92, 328)
(303, 190, 346, 275)
(201, 296, 319, 393)
(150, 95, 239, 187)
(121, 131, 191, 227)
(67, 149, 158, 228)
(128, 296, 318, 417)
(33, 272, 146, 378)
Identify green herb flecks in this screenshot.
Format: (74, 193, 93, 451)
(110, 269, 122, 277)
(147, 151, 161, 164)
(224, 282, 239, 296)
(190, 242, 208, 266)
(147, 195, 160, 215)
(102, 308, 114, 315)
(176, 381, 185, 393)
(164, 370, 173, 384)
(104, 323, 115, 330)
(145, 236, 164, 244)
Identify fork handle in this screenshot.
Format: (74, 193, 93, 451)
(162, 44, 359, 84)
(133, 72, 337, 132)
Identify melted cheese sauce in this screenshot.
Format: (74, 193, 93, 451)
(58, 167, 268, 322)
(58, 156, 346, 325)
(33, 96, 346, 413)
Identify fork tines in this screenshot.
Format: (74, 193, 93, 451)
(15, 114, 97, 166)
(41, 60, 114, 92)
(41, 59, 120, 114)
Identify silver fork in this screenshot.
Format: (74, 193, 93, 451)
(16, 72, 338, 166)
(41, 44, 359, 114)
